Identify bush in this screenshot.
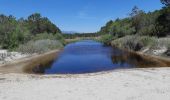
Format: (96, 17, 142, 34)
(139, 36, 158, 47)
(111, 35, 170, 54)
(33, 32, 65, 45)
(158, 38, 170, 47)
(16, 39, 63, 54)
(0, 15, 31, 50)
(100, 34, 115, 44)
(0, 14, 63, 50)
(122, 36, 144, 51)
(111, 35, 159, 51)
(137, 25, 157, 36)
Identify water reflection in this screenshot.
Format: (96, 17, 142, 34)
(111, 51, 165, 68)
(32, 40, 167, 74)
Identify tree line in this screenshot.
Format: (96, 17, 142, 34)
(63, 0, 170, 39)
(0, 13, 62, 49)
(98, 1, 170, 38)
(63, 33, 101, 39)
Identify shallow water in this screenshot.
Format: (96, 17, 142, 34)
(32, 40, 167, 74)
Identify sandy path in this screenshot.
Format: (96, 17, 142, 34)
(0, 68, 170, 100)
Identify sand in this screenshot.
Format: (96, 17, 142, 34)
(0, 50, 61, 74)
(0, 50, 30, 65)
(0, 68, 170, 100)
(0, 49, 170, 100)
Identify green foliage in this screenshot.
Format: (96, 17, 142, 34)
(111, 36, 159, 51)
(110, 18, 136, 37)
(63, 33, 100, 39)
(139, 36, 158, 46)
(99, 6, 170, 38)
(130, 6, 145, 32)
(0, 15, 31, 49)
(112, 36, 144, 51)
(0, 13, 64, 50)
(27, 13, 61, 35)
(156, 7, 170, 36)
(100, 34, 115, 44)
(100, 20, 113, 34)
(161, 0, 170, 6)
(137, 11, 161, 36)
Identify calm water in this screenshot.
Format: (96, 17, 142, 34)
(32, 40, 161, 74)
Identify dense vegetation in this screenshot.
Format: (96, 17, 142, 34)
(98, 1, 170, 56)
(99, 6, 170, 38)
(0, 13, 64, 52)
(98, 3, 170, 48)
(161, 0, 170, 6)
(63, 33, 100, 39)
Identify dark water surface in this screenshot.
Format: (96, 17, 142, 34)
(32, 40, 166, 74)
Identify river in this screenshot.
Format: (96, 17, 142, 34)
(32, 40, 168, 74)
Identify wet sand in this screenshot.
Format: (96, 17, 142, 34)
(0, 49, 62, 74)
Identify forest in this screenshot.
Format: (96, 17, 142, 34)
(98, 1, 170, 55)
(0, 13, 64, 53)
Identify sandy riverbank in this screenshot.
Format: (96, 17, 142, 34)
(0, 49, 61, 74)
(0, 50, 30, 65)
(0, 48, 170, 100)
(0, 68, 170, 100)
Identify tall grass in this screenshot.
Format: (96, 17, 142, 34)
(17, 39, 63, 54)
(111, 35, 144, 51)
(111, 35, 170, 52)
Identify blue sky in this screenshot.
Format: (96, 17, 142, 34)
(0, 0, 163, 32)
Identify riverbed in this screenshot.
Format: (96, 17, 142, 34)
(31, 40, 170, 74)
(0, 40, 170, 74)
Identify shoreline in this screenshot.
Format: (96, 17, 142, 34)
(0, 48, 170, 75)
(0, 49, 62, 74)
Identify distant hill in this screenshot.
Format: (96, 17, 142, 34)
(62, 31, 78, 34)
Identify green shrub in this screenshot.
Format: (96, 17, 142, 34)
(121, 36, 144, 51)
(111, 35, 158, 51)
(111, 35, 170, 53)
(100, 34, 115, 44)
